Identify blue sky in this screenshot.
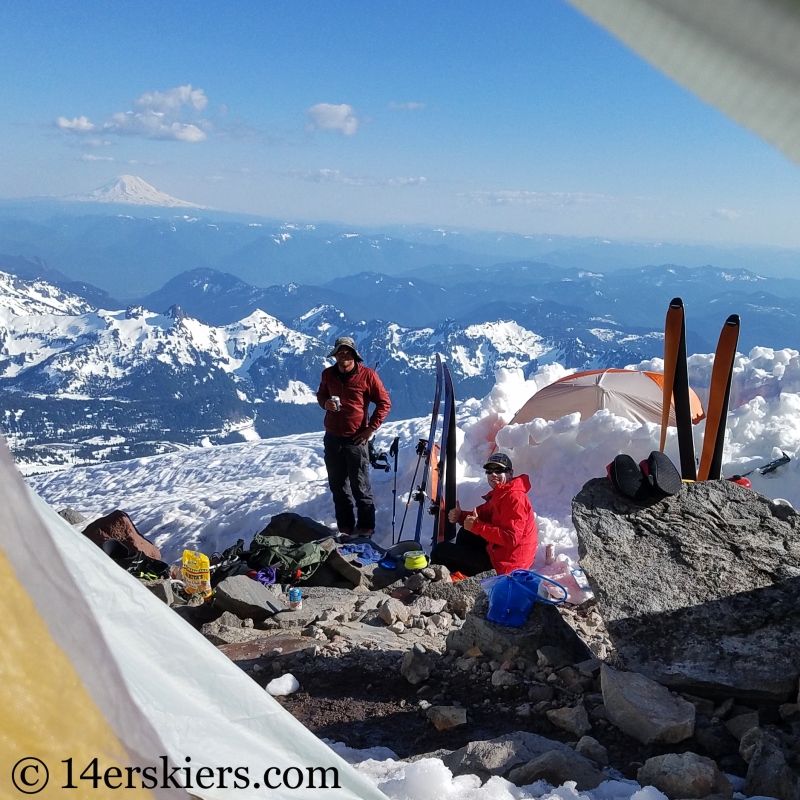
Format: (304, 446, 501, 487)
(2, 0, 800, 246)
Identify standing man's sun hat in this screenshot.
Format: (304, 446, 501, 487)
(327, 336, 364, 362)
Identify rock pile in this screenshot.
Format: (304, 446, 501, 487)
(66, 499, 800, 798)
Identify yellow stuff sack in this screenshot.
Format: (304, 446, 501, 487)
(181, 549, 212, 598)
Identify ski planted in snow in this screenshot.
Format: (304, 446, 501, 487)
(411, 354, 444, 543)
(698, 314, 740, 482)
(443, 363, 458, 543)
(431, 362, 457, 547)
(660, 298, 697, 481)
(397, 355, 442, 542)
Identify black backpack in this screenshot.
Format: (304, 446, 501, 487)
(102, 539, 170, 580)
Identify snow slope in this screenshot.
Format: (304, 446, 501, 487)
(24, 347, 797, 799)
(29, 347, 800, 569)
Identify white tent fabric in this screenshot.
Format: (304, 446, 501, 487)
(511, 370, 685, 427)
(0, 438, 387, 800)
(511, 371, 676, 425)
(566, 0, 800, 168)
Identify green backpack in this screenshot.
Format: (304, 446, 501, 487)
(248, 534, 325, 583)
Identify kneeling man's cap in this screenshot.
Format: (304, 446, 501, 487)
(483, 453, 513, 471)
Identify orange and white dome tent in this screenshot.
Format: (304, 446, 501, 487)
(509, 369, 705, 428)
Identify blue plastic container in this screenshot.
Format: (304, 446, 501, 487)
(483, 570, 567, 627)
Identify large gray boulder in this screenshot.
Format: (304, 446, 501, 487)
(401, 644, 431, 684)
(601, 664, 695, 745)
(573, 478, 800, 702)
(637, 752, 733, 799)
(441, 731, 575, 781)
(546, 704, 591, 737)
(446, 594, 592, 664)
(744, 739, 800, 800)
(600, 664, 696, 744)
(507, 750, 606, 790)
(59, 507, 87, 525)
(214, 575, 286, 621)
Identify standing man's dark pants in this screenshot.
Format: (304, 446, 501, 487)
(430, 527, 494, 576)
(324, 433, 375, 531)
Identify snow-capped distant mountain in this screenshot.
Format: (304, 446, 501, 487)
(70, 175, 202, 208)
(0, 272, 94, 317)
(0, 269, 666, 471)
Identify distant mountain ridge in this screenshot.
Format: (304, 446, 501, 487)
(1, 255, 799, 472)
(135, 263, 800, 353)
(3, 194, 800, 298)
(0, 269, 664, 471)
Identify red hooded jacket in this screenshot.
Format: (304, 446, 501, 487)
(457, 474, 538, 574)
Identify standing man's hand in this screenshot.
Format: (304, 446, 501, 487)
(353, 426, 375, 446)
(463, 511, 478, 532)
(448, 500, 462, 524)
(323, 399, 338, 411)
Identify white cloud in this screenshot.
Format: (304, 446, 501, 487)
(465, 189, 609, 208)
(387, 176, 427, 186)
(136, 84, 208, 112)
(304, 168, 366, 185)
(105, 110, 206, 142)
(55, 85, 210, 143)
(81, 138, 112, 148)
(56, 116, 98, 132)
(389, 101, 426, 111)
(712, 208, 741, 221)
(79, 154, 153, 165)
(300, 168, 426, 187)
(306, 103, 359, 135)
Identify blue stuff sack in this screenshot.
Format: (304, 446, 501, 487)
(481, 569, 567, 627)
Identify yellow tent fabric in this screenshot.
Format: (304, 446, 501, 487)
(0, 437, 388, 800)
(0, 440, 167, 799)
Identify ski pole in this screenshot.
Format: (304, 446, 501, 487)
(398, 439, 427, 540)
(389, 436, 400, 543)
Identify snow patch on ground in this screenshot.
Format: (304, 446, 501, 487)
(329, 741, 661, 800)
(28, 348, 800, 572)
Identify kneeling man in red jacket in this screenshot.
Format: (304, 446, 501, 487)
(431, 453, 538, 576)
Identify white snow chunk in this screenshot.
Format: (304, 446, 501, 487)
(266, 674, 299, 696)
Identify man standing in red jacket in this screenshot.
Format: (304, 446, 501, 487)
(317, 337, 391, 537)
(431, 453, 538, 576)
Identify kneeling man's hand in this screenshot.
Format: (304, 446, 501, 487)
(463, 511, 478, 532)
